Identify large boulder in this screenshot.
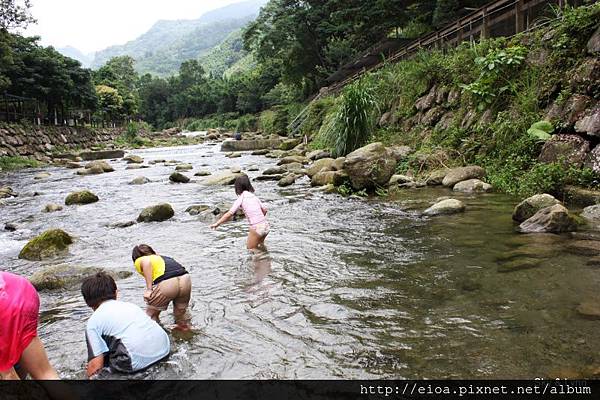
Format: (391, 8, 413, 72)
(279, 139, 301, 151)
(307, 150, 331, 161)
(79, 150, 124, 161)
(442, 166, 485, 187)
(311, 171, 348, 187)
(584, 145, 600, 173)
(538, 134, 590, 167)
(307, 158, 336, 177)
(263, 166, 287, 175)
(65, 190, 99, 205)
(76, 166, 103, 175)
(0, 186, 17, 199)
(169, 172, 190, 183)
(563, 185, 600, 207)
(29, 265, 132, 291)
(85, 160, 114, 173)
(423, 199, 465, 216)
(202, 171, 244, 185)
(343, 143, 397, 191)
(453, 179, 493, 193)
(581, 204, 600, 223)
(587, 26, 600, 54)
(575, 106, 600, 137)
(277, 156, 309, 165)
(124, 155, 143, 164)
(137, 203, 175, 222)
(425, 169, 450, 186)
(278, 174, 297, 187)
(518, 204, 577, 233)
(512, 194, 561, 222)
(18, 229, 74, 261)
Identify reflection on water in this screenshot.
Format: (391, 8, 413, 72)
(1, 143, 600, 379)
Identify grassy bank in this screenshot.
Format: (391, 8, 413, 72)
(0, 156, 41, 171)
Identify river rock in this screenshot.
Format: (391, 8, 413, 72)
(85, 160, 114, 173)
(194, 170, 211, 176)
(278, 174, 297, 187)
(277, 156, 308, 165)
(581, 204, 600, 223)
(149, 159, 166, 165)
(108, 220, 137, 229)
(423, 169, 449, 186)
(588, 26, 600, 54)
(512, 194, 561, 222)
(307, 158, 335, 177)
(575, 106, 600, 137)
(126, 165, 150, 170)
(307, 150, 330, 161)
(225, 152, 242, 158)
(175, 163, 193, 171)
(65, 190, 99, 205)
(453, 179, 493, 193)
(124, 155, 143, 164)
(255, 174, 284, 182)
(497, 258, 542, 273)
(263, 166, 286, 175)
(4, 223, 18, 231)
(79, 150, 124, 161)
(519, 204, 577, 233)
(389, 174, 414, 186)
(129, 176, 150, 185)
(442, 166, 485, 187)
(186, 205, 210, 216)
(0, 186, 16, 199)
(43, 203, 63, 213)
(137, 203, 175, 222)
(76, 166, 103, 175)
(538, 134, 590, 167)
(343, 142, 397, 191)
(311, 171, 348, 187)
(279, 138, 301, 151)
(202, 171, 243, 185)
(29, 265, 133, 291)
(252, 149, 269, 156)
(332, 157, 345, 171)
(423, 199, 465, 216)
(65, 161, 82, 169)
(34, 172, 51, 180)
(169, 172, 190, 183)
(247, 165, 259, 172)
(565, 240, 600, 256)
(576, 300, 600, 320)
(18, 229, 74, 261)
(230, 166, 242, 173)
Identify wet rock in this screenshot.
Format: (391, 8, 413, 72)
(332, 157, 345, 171)
(575, 106, 600, 137)
(282, 162, 305, 174)
(85, 160, 114, 173)
(129, 176, 150, 185)
(453, 179, 492, 193)
(512, 194, 561, 222)
(563, 185, 600, 207)
(587, 26, 600, 54)
(587, 256, 600, 267)
(194, 170, 211, 176)
(497, 258, 542, 273)
(175, 163, 193, 171)
(169, 172, 190, 183)
(519, 204, 577, 233)
(4, 223, 18, 232)
(442, 166, 486, 187)
(307, 158, 336, 177)
(263, 166, 287, 175)
(311, 171, 348, 187)
(278, 174, 297, 187)
(255, 174, 284, 181)
(149, 159, 166, 165)
(225, 152, 242, 158)
(424, 169, 450, 186)
(423, 198, 466, 216)
(343, 143, 397, 191)
(247, 165, 259, 172)
(230, 166, 242, 173)
(389, 174, 414, 186)
(265, 150, 285, 159)
(124, 155, 143, 164)
(582, 204, 600, 223)
(251, 149, 270, 156)
(0, 186, 17, 199)
(65, 190, 99, 205)
(18, 229, 74, 261)
(137, 203, 175, 223)
(29, 265, 132, 291)
(539, 134, 590, 168)
(79, 150, 124, 161)
(307, 150, 330, 161)
(125, 165, 149, 170)
(108, 220, 137, 229)
(65, 161, 82, 169)
(202, 171, 244, 185)
(279, 138, 301, 151)
(186, 205, 210, 216)
(34, 172, 51, 180)
(43, 203, 63, 213)
(565, 240, 600, 256)
(576, 300, 600, 320)
(277, 156, 309, 165)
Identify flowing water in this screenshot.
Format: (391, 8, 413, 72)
(1, 143, 600, 379)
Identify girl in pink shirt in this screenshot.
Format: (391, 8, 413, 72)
(211, 175, 270, 250)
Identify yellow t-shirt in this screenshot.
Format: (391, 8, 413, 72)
(134, 255, 165, 282)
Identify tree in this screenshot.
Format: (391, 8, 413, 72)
(0, 0, 36, 31)
(94, 56, 140, 116)
(95, 85, 124, 121)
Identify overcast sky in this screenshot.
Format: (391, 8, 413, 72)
(23, 0, 242, 54)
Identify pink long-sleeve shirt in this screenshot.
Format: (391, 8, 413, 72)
(229, 191, 267, 226)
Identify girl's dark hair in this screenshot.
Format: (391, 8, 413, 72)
(81, 272, 117, 309)
(132, 244, 156, 263)
(234, 174, 254, 196)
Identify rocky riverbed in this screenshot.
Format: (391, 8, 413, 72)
(2, 139, 600, 379)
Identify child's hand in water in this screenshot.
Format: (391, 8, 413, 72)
(210, 223, 218, 230)
(143, 289, 152, 302)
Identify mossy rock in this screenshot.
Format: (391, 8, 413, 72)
(18, 229, 74, 261)
(65, 190, 99, 205)
(30, 265, 133, 291)
(137, 203, 175, 222)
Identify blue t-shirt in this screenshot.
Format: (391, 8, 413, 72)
(86, 300, 170, 373)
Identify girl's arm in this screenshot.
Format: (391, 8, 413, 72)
(210, 211, 233, 229)
(140, 259, 153, 300)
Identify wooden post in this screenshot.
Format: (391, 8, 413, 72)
(456, 21, 463, 45)
(481, 9, 489, 40)
(516, 0, 525, 33)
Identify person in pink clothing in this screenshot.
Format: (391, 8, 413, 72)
(211, 175, 269, 250)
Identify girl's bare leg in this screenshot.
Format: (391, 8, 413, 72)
(246, 229, 261, 250)
(146, 307, 161, 322)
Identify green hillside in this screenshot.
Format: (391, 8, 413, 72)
(197, 29, 253, 77)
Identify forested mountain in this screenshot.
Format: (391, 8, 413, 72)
(90, 0, 267, 76)
(197, 29, 251, 77)
(57, 46, 92, 67)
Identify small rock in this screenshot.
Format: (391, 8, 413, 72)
(137, 203, 175, 223)
(65, 190, 99, 206)
(65, 161, 82, 169)
(263, 166, 287, 175)
(194, 170, 211, 176)
(230, 166, 242, 173)
(277, 156, 309, 165)
(425, 169, 450, 186)
(34, 172, 51, 180)
(43, 204, 63, 213)
(124, 155, 143, 164)
(85, 160, 114, 173)
(175, 163, 193, 171)
(307, 158, 336, 177)
(576, 301, 600, 320)
(497, 258, 542, 273)
(255, 174, 284, 182)
(186, 205, 210, 216)
(251, 150, 269, 156)
(18, 229, 74, 261)
(565, 240, 600, 256)
(129, 176, 150, 185)
(278, 174, 297, 187)
(76, 166, 103, 175)
(169, 172, 190, 183)
(311, 171, 348, 187)
(149, 159, 166, 164)
(453, 179, 493, 193)
(581, 204, 600, 223)
(442, 166, 485, 187)
(0, 186, 17, 199)
(332, 157, 345, 171)
(202, 171, 244, 185)
(513, 194, 561, 223)
(29, 265, 132, 291)
(519, 204, 577, 233)
(307, 150, 330, 160)
(108, 220, 137, 229)
(389, 174, 414, 186)
(247, 165, 259, 172)
(423, 199, 465, 216)
(126, 165, 149, 170)
(4, 223, 18, 232)
(279, 138, 301, 151)
(226, 152, 242, 158)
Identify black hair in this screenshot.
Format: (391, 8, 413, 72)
(81, 272, 117, 309)
(132, 244, 156, 263)
(234, 174, 254, 196)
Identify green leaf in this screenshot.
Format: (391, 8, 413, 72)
(528, 127, 551, 141)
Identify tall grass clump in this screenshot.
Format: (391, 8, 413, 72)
(318, 81, 378, 157)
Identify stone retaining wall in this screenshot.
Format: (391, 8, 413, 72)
(0, 123, 122, 161)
